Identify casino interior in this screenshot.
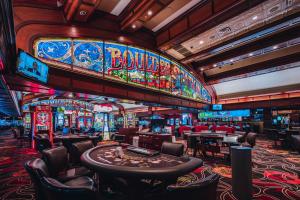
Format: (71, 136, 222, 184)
(0, 0, 300, 200)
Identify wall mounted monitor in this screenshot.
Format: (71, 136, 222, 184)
(16, 50, 49, 83)
(212, 104, 222, 111)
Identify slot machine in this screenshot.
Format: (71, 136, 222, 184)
(23, 112, 31, 134)
(109, 113, 115, 132)
(55, 112, 64, 131)
(32, 105, 53, 148)
(85, 112, 93, 129)
(94, 113, 104, 131)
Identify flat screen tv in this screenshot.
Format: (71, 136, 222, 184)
(212, 104, 222, 111)
(16, 50, 49, 83)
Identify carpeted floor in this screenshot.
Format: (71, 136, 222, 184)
(0, 129, 299, 200)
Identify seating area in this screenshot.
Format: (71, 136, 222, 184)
(22, 136, 220, 200)
(264, 128, 300, 152)
(1, 0, 300, 200)
(1, 128, 300, 200)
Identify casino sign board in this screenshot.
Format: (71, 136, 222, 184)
(34, 38, 211, 103)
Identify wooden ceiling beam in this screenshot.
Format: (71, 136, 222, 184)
(156, 0, 264, 50)
(189, 15, 300, 68)
(120, 0, 156, 31)
(64, 0, 102, 22)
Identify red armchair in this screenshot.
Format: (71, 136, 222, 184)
(193, 126, 209, 132)
(178, 126, 192, 136)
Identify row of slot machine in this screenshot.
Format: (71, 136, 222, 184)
(54, 111, 116, 132)
(23, 106, 117, 138)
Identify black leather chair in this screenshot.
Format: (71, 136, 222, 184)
(40, 177, 97, 200)
(34, 134, 52, 153)
(24, 158, 49, 200)
(70, 141, 94, 165)
(291, 135, 300, 153)
(25, 158, 96, 200)
(236, 132, 247, 143)
(111, 134, 126, 143)
(161, 142, 184, 157)
(42, 146, 92, 182)
(165, 173, 220, 200)
(286, 130, 300, 149)
(246, 132, 257, 148)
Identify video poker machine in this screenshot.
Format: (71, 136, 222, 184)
(32, 105, 53, 148)
(23, 112, 31, 134)
(77, 111, 93, 129)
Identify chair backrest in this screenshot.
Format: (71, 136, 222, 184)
(246, 132, 257, 147)
(70, 141, 94, 164)
(161, 142, 184, 157)
(34, 136, 52, 153)
(113, 134, 126, 143)
(40, 177, 96, 200)
(24, 158, 49, 200)
(167, 173, 220, 200)
(236, 132, 247, 143)
(42, 146, 69, 177)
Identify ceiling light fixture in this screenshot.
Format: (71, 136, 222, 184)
(132, 24, 136, 29)
(80, 10, 87, 16)
(213, 64, 217, 67)
(273, 45, 278, 49)
(68, 93, 74, 98)
(249, 53, 253, 56)
(147, 10, 153, 16)
(119, 36, 125, 42)
(252, 15, 258, 20)
(199, 40, 204, 45)
(200, 68, 204, 71)
(230, 59, 234, 62)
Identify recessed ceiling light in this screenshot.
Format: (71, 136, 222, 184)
(213, 64, 217, 67)
(80, 10, 87, 16)
(147, 10, 153, 16)
(252, 15, 258, 20)
(230, 59, 234, 62)
(68, 93, 74, 98)
(132, 24, 136, 29)
(199, 40, 204, 45)
(119, 36, 125, 42)
(273, 45, 278, 49)
(200, 68, 204, 71)
(249, 53, 253, 56)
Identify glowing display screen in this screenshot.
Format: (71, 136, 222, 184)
(198, 110, 250, 118)
(17, 50, 49, 83)
(34, 38, 211, 103)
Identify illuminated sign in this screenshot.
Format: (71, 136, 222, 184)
(198, 110, 250, 118)
(23, 99, 94, 111)
(94, 104, 113, 112)
(34, 38, 211, 103)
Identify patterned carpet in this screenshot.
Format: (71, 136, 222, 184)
(0, 129, 299, 200)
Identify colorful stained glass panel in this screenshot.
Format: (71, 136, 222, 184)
(145, 51, 159, 89)
(73, 40, 103, 73)
(127, 46, 146, 86)
(181, 68, 194, 98)
(171, 61, 181, 96)
(159, 56, 171, 93)
(104, 42, 127, 81)
(35, 38, 72, 67)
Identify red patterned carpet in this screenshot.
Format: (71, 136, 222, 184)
(0, 130, 299, 200)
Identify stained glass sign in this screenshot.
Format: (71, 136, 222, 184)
(34, 38, 211, 103)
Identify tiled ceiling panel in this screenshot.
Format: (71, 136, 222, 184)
(166, 0, 299, 60)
